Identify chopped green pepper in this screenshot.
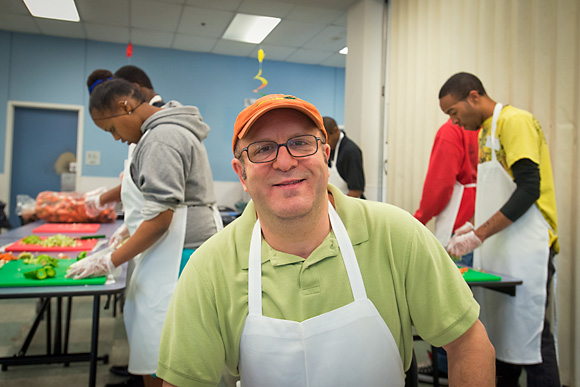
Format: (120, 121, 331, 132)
(76, 251, 87, 261)
(44, 266, 56, 278)
(18, 252, 35, 261)
(24, 268, 47, 280)
(23, 265, 56, 280)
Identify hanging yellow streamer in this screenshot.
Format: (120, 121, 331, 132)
(253, 49, 268, 94)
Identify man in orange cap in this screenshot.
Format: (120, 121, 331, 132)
(158, 94, 495, 387)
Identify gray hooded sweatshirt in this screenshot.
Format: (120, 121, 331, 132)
(130, 101, 218, 249)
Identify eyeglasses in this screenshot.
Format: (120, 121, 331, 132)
(93, 101, 144, 121)
(239, 135, 324, 163)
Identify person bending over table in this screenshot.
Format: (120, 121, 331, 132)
(441, 72, 560, 387)
(67, 72, 223, 387)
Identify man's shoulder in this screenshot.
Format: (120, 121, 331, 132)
(500, 105, 535, 123)
(337, 193, 418, 232)
(435, 120, 464, 141)
(337, 135, 363, 161)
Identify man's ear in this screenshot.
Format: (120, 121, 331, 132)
(232, 158, 248, 192)
(466, 90, 481, 105)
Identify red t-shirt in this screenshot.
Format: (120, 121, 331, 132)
(414, 120, 479, 232)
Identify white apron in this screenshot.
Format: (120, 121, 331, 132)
(122, 132, 188, 374)
(239, 204, 405, 386)
(473, 103, 550, 364)
(328, 132, 349, 194)
(434, 181, 476, 246)
(122, 143, 144, 236)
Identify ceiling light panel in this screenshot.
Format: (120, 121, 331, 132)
(22, 0, 80, 22)
(222, 13, 281, 44)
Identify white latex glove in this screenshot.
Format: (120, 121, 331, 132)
(84, 187, 115, 218)
(453, 221, 475, 237)
(446, 230, 482, 257)
(109, 223, 130, 247)
(66, 247, 116, 280)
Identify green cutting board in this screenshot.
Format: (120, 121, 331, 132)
(0, 259, 106, 287)
(462, 268, 502, 282)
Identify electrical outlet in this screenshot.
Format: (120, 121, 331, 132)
(86, 151, 101, 166)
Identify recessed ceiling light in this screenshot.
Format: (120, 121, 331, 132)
(22, 0, 80, 22)
(223, 13, 281, 44)
(339, 47, 348, 55)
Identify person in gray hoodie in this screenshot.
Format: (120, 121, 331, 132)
(67, 74, 222, 387)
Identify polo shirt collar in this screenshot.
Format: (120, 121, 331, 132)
(236, 184, 370, 270)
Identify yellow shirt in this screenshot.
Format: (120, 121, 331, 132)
(479, 105, 558, 252)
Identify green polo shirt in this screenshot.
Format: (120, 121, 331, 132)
(158, 185, 479, 386)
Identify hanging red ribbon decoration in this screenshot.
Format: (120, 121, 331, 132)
(126, 42, 133, 58)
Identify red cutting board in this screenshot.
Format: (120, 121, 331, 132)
(4, 237, 98, 252)
(0, 259, 106, 287)
(33, 223, 101, 233)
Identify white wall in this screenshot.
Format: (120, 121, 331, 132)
(380, 0, 580, 384)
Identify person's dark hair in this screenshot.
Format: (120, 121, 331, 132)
(87, 69, 145, 114)
(323, 116, 338, 134)
(439, 72, 487, 100)
(114, 65, 154, 89)
(87, 69, 113, 94)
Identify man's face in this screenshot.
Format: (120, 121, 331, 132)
(326, 126, 341, 150)
(439, 92, 482, 131)
(232, 109, 331, 221)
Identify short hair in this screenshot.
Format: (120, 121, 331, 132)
(87, 69, 145, 114)
(323, 116, 338, 133)
(114, 65, 154, 90)
(439, 72, 487, 100)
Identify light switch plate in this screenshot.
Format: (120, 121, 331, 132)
(86, 151, 101, 166)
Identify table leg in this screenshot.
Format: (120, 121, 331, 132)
(46, 298, 52, 355)
(63, 296, 73, 364)
(89, 295, 100, 387)
(16, 298, 50, 358)
(54, 297, 62, 355)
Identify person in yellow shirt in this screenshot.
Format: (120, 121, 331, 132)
(440, 72, 560, 387)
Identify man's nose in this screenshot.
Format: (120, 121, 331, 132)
(273, 145, 297, 170)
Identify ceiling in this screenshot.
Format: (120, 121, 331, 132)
(0, 0, 359, 68)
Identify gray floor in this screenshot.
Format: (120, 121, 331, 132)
(0, 296, 131, 387)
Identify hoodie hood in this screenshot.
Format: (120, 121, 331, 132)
(141, 100, 210, 142)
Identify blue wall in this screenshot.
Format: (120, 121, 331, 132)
(0, 31, 345, 182)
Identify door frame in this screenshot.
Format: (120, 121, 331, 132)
(2, 101, 84, 218)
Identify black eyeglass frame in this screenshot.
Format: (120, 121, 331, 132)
(238, 134, 325, 164)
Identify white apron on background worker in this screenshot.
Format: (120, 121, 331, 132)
(239, 203, 405, 387)
(328, 132, 349, 194)
(472, 103, 550, 364)
(434, 181, 476, 246)
(121, 131, 188, 374)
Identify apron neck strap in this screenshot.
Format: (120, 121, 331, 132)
(327, 203, 367, 300)
(248, 220, 263, 315)
(247, 203, 368, 316)
(490, 103, 503, 162)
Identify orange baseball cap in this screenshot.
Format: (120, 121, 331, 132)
(232, 94, 327, 154)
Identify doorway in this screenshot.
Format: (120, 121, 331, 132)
(4, 102, 84, 227)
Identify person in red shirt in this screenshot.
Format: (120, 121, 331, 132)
(414, 118, 479, 256)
